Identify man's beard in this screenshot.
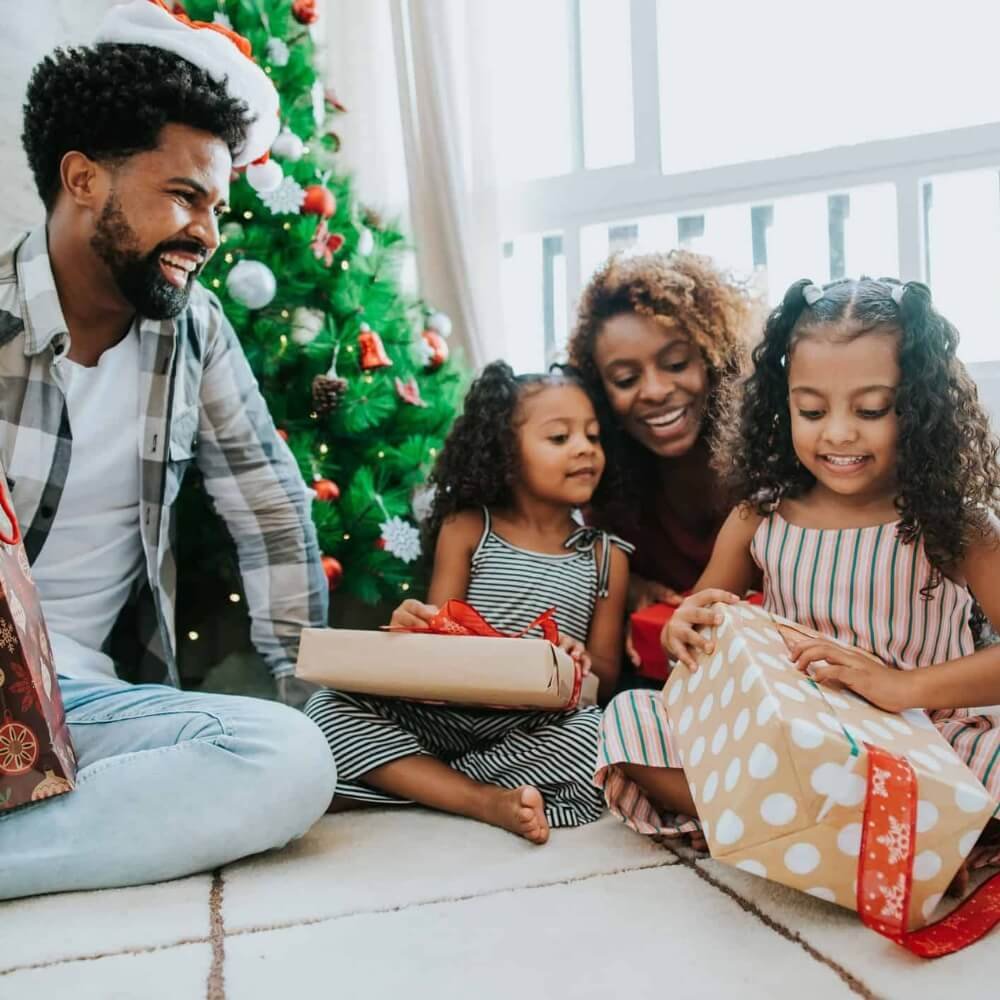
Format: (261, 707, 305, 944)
(90, 194, 204, 320)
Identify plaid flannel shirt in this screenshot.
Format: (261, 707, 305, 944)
(0, 226, 327, 685)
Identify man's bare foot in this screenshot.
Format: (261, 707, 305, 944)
(484, 785, 550, 844)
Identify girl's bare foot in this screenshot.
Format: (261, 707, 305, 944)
(485, 785, 550, 844)
(689, 829, 708, 853)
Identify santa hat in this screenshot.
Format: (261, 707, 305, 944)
(95, 0, 279, 166)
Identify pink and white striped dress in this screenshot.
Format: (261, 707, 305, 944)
(595, 512, 1000, 841)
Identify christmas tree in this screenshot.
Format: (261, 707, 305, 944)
(176, 0, 465, 670)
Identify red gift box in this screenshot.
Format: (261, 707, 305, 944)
(629, 591, 764, 680)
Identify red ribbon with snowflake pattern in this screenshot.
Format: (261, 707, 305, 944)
(857, 743, 1000, 956)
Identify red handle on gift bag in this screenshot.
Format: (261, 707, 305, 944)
(858, 743, 1000, 957)
(0, 480, 20, 546)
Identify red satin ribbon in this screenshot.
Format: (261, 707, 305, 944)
(422, 600, 560, 644)
(858, 743, 1000, 956)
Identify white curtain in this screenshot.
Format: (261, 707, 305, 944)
(323, 0, 504, 368)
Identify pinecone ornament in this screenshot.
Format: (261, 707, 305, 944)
(312, 373, 348, 415)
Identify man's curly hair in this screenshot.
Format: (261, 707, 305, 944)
(715, 276, 1000, 587)
(425, 361, 595, 547)
(566, 251, 752, 526)
(22, 44, 253, 211)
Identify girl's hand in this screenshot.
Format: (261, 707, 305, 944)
(625, 575, 683, 666)
(788, 638, 914, 714)
(663, 589, 740, 671)
(557, 635, 592, 676)
(389, 599, 439, 630)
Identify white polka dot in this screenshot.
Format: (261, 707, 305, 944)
(822, 691, 851, 710)
(810, 762, 866, 806)
(736, 859, 767, 877)
(702, 771, 719, 804)
(725, 758, 742, 792)
(916, 800, 939, 834)
(689, 735, 706, 767)
(784, 843, 821, 875)
(817, 712, 842, 734)
(798, 679, 823, 699)
(921, 893, 944, 921)
(748, 742, 778, 780)
(861, 719, 894, 742)
(698, 693, 715, 722)
(687, 667, 704, 695)
(733, 708, 751, 741)
(955, 783, 991, 814)
(927, 744, 956, 764)
(837, 823, 862, 857)
(790, 718, 825, 750)
(706, 651, 725, 680)
(741, 663, 762, 693)
(757, 695, 780, 726)
(728, 635, 748, 665)
(806, 887, 837, 902)
(758, 652, 789, 672)
(913, 851, 942, 881)
(908, 750, 942, 773)
(667, 680, 683, 706)
(775, 681, 807, 702)
(716, 809, 745, 845)
(959, 830, 979, 857)
(678, 706, 694, 734)
(712, 723, 729, 755)
(720, 677, 735, 708)
(761, 793, 797, 826)
(902, 709, 936, 731)
(884, 716, 913, 736)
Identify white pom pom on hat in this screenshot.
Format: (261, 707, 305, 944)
(95, 0, 279, 166)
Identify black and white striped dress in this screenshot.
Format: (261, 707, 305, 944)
(304, 508, 633, 827)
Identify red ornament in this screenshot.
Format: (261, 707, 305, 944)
(374, 538, 386, 551)
(395, 375, 427, 408)
(313, 478, 341, 502)
(358, 324, 393, 370)
(276, 428, 289, 442)
(303, 185, 336, 218)
(321, 555, 343, 590)
(421, 329, 449, 370)
(292, 0, 319, 25)
(310, 219, 345, 267)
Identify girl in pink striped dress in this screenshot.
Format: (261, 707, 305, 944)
(596, 277, 1000, 861)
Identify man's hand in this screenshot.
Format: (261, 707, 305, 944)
(625, 575, 683, 666)
(663, 589, 739, 671)
(557, 635, 592, 675)
(788, 638, 915, 714)
(389, 599, 438, 630)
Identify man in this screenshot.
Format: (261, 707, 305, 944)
(0, 0, 336, 898)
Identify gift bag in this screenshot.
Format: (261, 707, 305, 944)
(0, 479, 76, 811)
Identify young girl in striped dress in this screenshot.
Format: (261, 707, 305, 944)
(597, 277, 1000, 861)
(306, 362, 631, 843)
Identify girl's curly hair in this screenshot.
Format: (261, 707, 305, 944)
(566, 251, 752, 526)
(715, 276, 1000, 587)
(425, 361, 594, 547)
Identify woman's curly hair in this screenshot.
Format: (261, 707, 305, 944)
(22, 44, 253, 211)
(715, 276, 1000, 587)
(566, 251, 753, 525)
(425, 361, 593, 546)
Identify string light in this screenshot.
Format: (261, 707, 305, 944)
(279, 334, 288, 348)
(429, 447, 437, 457)
(310, 411, 318, 420)
(188, 630, 199, 641)
(224, 252, 234, 263)
(265, 66, 273, 75)
(280, 309, 290, 319)
(243, 210, 253, 220)
(341, 261, 350, 271)
(283, 222, 291, 231)
(319, 443, 329, 455)
(401, 583, 410, 592)
(364, 375, 373, 384)
(343, 532, 351, 541)
(211, 279, 221, 288)
(220, 235, 228, 244)
(346, 345, 355, 353)
(229, 593, 241, 603)
(377, 450, 385, 459)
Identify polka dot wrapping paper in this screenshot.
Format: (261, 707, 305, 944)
(662, 601, 996, 933)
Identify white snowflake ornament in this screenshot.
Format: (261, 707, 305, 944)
(258, 176, 306, 215)
(266, 37, 290, 67)
(380, 516, 422, 563)
(411, 485, 436, 524)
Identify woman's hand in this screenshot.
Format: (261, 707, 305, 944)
(663, 589, 739, 671)
(389, 599, 438, 630)
(788, 638, 915, 714)
(625, 574, 683, 666)
(557, 635, 592, 675)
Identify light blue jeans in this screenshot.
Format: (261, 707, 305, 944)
(0, 677, 338, 899)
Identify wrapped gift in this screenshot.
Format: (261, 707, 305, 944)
(297, 601, 581, 710)
(663, 601, 1000, 952)
(0, 479, 76, 812)
(631, 592, 763, 680)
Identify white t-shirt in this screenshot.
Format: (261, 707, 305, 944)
(32, 329, 145, 680)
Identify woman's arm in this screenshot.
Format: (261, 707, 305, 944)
(586, 544, 630, 703)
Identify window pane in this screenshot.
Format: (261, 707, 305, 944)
(580, 184, 898, 306)
(501, 233, 566, 372)
(657, 0, 1000, 174)
(923, 169, 1000, 363)
(580, 0, 635, 169)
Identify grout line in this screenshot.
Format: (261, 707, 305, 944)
(206, 870, 226, 1000)
(0, 936, 211, 978)
(680, 857, 881, 1000)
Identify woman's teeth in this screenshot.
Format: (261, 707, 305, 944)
(645, 407, 686, 429)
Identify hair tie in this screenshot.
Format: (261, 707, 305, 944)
(802, 283, 824, 306)
(890, 284, 906, 306)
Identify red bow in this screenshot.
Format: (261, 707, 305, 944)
(420, 600, 560, 644)
(311, 220, 345, 266)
